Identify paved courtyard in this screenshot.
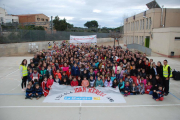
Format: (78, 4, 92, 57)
(0, 43, 180, 120)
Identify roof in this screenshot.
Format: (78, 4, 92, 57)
(15, 13, 49, 18)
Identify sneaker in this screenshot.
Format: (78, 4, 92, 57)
(164, 93, 168, 96)
(36, 97, 39, 100)
(25, 97, 27, 99)
(30, 97, 33, 100)
(156, 99, 159, 101)
(22, 89, 25, 92)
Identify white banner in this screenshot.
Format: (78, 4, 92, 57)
(70, 35, 97, 44)
(43, 83, 126, 103)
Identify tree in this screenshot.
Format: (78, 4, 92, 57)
(53, 16, 74, 31)
(84, 20, 98, 28)
(109, 31, 123, 48)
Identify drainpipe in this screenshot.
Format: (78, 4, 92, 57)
(161, 5, 164, 27)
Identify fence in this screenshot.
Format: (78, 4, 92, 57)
(0, 29, 110, 44)
(127, 43, 152, 55)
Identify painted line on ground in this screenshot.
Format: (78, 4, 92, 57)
(0, 69, 19, 79)
(169, 92, 180, 100)
(1, 104, 180, 108)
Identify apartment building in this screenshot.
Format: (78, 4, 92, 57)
(123, 8, 180, 57)
(17, 14, 50, 29)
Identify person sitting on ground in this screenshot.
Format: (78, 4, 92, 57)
(34, 84, 43, 100)
(118, 78, 124, 93)
(46, 75, 54, 90)
(153, 85, 164, 101)
(41, 77, 49, 97)
(145, 81, 152, 94)
(124, 81, 130, 97)
(138, 83, 145, 95)
(25, 84, 33, 100)
(130, 82, 138, 95)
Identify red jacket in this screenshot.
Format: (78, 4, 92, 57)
(66, 70, 71, 77)
(71, 80, 78, 86)
(46, 79, 54, 88)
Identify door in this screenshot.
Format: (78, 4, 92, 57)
(145, 36, 150, 48)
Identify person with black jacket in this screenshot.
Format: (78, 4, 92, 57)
(157, 61, 163, 78)
(33, 54, 39, 66)
(150, 62, 158, 78)
(136, 59, 143, 69)
(150, 75, 163, 95)
(130, 65, 138, 76)
(25, 84, 33, 100)
(34, 84, 43, 100)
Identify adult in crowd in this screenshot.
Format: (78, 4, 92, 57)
(19, 59, 28, 91)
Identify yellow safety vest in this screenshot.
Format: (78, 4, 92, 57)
(163, 64, 172, 78)
(19, 65, 28, 76)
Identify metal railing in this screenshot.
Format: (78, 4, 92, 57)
(127, 43, 152, 55)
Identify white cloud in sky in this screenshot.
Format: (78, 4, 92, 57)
(93, 9, 101, 13)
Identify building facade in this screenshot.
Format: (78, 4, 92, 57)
(0, 7, 19, 24)
(17, 14, 50, 29)
(124, 8, 180, 57)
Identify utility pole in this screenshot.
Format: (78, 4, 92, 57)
(51, 16, 53, 34)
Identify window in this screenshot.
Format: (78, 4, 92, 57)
(37, 18, 40, 21)
(41, 18, 44, 21)
(137, 21, 139, 30)
(135, 21, 136, 31)
(46, 19, 48, 22)
(143, 19, 144, 30)
(149, 17, 151, 29)
(140, 20, 142, 30)
(175, 37, 180, 41)
(142, 36, 144, 46)
(146, 18, 148, 29)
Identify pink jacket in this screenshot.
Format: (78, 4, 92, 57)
(63, 67, 69, 72)
(141, 79, 147, 86)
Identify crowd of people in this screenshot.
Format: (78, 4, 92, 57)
(19, 43, 172, 101)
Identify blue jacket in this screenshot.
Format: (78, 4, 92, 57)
(95, 62, 99, 68)
(35, 87, 43, 95)
(111, 76, 116, 82)
(118, 81, 124, 90)
(71, 66, 80, 76)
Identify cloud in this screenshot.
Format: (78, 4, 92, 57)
(93, 9, 101, 13)
(0, 0, 180, 28)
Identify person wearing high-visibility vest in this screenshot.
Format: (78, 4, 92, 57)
(163, 60, 172, 96)
(19, 59, 28, 91)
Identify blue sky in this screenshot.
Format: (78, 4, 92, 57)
(0, 0, 180, 28)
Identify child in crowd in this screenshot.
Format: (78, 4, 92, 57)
(115, 70, 120, 82)
(46, 75, 54, 90)
(41, 77, 49, 97)
(31, 69, 40, 82)
(141, 69, 146, 78)
(104, 77, 112, 87)
(138, 83, 145, 95)
(112, 79, 119, 88)
(141, 76, 147, 86)
(81, 77, 89, 87)
(125, 75, 133, 87)
(89, 76, 95, 88)
(54, 69, 62, 80)
(136, 75, 141, 86)
(95, 76, 104, 87)
(118, 79, 124, 93)
(40, 66, 46, 83)
(33, 79, 39, 90)
(61, 71, 68, 81)
(27, 68, 33, 82)
(61, 78, 70, 85)
(66, 68, 71, 78)
(120, 67, 126, 78)
(153, 85, 164, 101)
(34, 84, 43, 100)
(94, 68, 98, 76)
(25, 84, 33, 100)
(62, 62, 69, 72)
(111, 73, 116, 82)
(71, 77, 79, 87)
(124, 81, 130, 97)
(130, 83, 138, 95)
(77, 76, 82, 86)
(145, 81, 152, 94)
(54, 75, 60, 84)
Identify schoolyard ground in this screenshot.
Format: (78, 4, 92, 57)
(0, 42, 180, 120)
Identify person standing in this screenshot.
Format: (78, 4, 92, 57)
(163, 60, 172, 96)
(19, 59, 28, 91)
